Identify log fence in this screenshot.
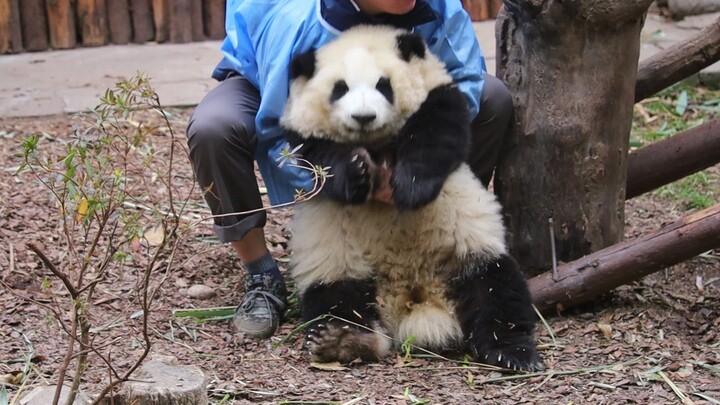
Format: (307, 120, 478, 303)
(0, 0, 499, 54)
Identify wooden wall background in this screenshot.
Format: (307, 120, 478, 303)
(0, 0, 500, 54)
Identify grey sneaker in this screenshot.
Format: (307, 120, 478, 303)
(233, 273, 287, 339)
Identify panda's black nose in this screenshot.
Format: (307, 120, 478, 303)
(351, 113, 376, 126)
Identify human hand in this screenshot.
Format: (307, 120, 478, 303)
(371, 159, 394, 205)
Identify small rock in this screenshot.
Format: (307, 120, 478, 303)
(187, 284, 216, 300)
(174, 277, 189, 287)
(21, 385, 91, 405)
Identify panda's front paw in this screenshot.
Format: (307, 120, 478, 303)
(327, 148, 375, 204)
(391, 163, 444, 210)
(305, 322, 385, 364)
(476, 341, 545, 372)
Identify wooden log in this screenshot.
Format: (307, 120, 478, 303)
(627, 119, 720, 199)
(76, 0, 107, 47)
(529, 204, 720, 314)
(107, 0, 132, 44)
(45, 0, 75, 49)
(635, 16, 720, 103)
(168, 0, 192, 43)
(130, 0, 154, 43)
(151, 0, 168, 43)
(190, 0, 204, 41)
(0, 0, 23, 53)
(19, 0, 49, 51)
(203, 0, 225, 40)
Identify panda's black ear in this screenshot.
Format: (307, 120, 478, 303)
(290, 50, 317, 80)
(396, 33, 426, 61)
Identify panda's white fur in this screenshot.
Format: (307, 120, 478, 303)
(282, 25, 543, 370)
(282, 26, 451, 144)
(291, 165, 506, 349)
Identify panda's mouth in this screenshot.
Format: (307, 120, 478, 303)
(342, 124, 393, 143)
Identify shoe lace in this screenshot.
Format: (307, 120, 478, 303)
(240, 287, 286, 314)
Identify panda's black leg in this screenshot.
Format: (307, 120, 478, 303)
(301, 279, 389, 364)
(450, 255, 545, 371)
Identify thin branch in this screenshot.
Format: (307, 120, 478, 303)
(26, 243, 78, 298)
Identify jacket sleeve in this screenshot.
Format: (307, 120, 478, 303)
(421, 5, 486, 117)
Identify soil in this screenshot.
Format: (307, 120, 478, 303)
(1, 109, 719, 405)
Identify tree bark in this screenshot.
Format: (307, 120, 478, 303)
(495, 0, 654, 275)
(529, 204, 720, 313)
(635, 16, 720, 103)
(627, 119, 720, 199)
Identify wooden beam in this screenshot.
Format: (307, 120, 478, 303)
(76, 0, 107, 47)
(107, 0, 132, 45)
(463, 0, 490, 21)
(529, 204, 720, 313)
(168, 0, 192, 43)
(635, 15, 720, 102)
(45, 0, 76, 49)
(627, 119, 720, 199)
(203, 0, 225, 40)
(130, 0, 154, 43)
(0, 0, 23, 53)
(151, 0, 168, 43)
(19, 0, 48, 51)
(190, 0, 204, 41)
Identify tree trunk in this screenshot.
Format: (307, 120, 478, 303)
(627, 119, 720, 199)
(635, 15, 720, 103)
(495, 0, 654, 275)
(529, 204, 720, 313)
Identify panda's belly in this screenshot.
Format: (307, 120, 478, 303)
(290, 164, 506, 292)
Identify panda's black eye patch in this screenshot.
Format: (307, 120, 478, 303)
(375, 77, 393, 104)
(330, 80, 349, 103)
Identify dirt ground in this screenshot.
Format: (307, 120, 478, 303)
(1, 108, 718, 405)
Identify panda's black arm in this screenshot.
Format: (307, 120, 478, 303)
(285, 130, 372, 204)
(391, 84, 472, 210)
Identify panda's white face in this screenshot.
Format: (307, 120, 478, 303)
(281, 26, 452, 144)
(329, 47, 396, 136)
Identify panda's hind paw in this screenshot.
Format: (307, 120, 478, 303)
(305, 321, 386, 364)
(479, 343, 545, 372)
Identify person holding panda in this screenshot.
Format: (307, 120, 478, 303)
(186, 0, 514, 339)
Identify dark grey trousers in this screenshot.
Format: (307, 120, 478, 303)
(186, 73, 513, 243)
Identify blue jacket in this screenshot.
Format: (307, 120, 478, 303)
(214, 0, 486, 205)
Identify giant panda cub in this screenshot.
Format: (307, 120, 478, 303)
(281, 25, 544, 372)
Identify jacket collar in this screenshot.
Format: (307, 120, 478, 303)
(318, 0, 437, 33)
